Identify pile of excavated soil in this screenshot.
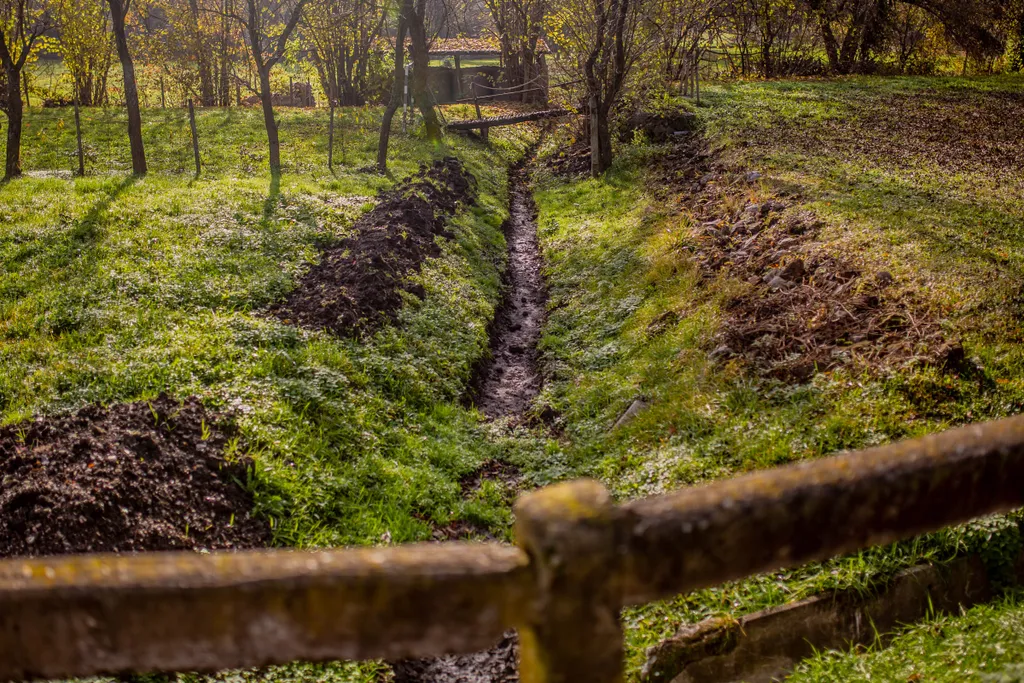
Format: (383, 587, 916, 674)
(272, 157, 476, 337)
(0, 394, 270, 558)
(656, 140, 953, 381)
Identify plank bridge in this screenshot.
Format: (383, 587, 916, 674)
(447, 108, 571, 131)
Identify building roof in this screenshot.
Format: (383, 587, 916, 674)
(427, 37, 550, 56)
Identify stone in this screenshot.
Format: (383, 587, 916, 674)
(744, 171, 762, 183)
(768, 276, 794, 291)
(613, 399, 650, 430)
(876, 271, 894, 287)
(709, 345, 733, 361)
(779, 259, 805, 282)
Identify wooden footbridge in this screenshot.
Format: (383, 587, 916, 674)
(447, 108, 570, 132)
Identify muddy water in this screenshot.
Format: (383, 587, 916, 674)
(474, 163, 547, 419)
(392, 165, 546, 683)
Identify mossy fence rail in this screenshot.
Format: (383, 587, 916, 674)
(4, 416, 1024, 682)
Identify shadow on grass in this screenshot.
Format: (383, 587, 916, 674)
(262, 172, 281, 222)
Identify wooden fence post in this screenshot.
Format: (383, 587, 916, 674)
(514, 480, 624, 683)
(73, 93, 85, 177)
(328, 96, 335, 170)
(188, 99, 200, 176)
(473, 82, 487, 142)
(695, 52, 701, 105)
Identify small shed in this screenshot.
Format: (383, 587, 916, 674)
(424, 38, 551, 105)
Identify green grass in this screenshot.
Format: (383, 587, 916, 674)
(0, 105, 543, 552)
(1, 105, 543, 682)
(529, 74, 1024, 677)
(790, 590, 1024, 682)
(6, 74, 1024, 680)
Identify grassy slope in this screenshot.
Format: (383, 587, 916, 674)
(530, 75, 1024, 677)
(0, 105, 540, 558)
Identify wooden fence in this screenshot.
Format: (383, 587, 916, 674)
(4, 415, 1024, 683)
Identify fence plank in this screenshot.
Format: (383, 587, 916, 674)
(0, 543, 531, 681)
(619, 414, 1024, 605)
(515, 480, 624, 683)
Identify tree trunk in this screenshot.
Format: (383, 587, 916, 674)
(595, 102, 612, 175)
(1015, 3, 1024, 71)
(258, 67, 281, 174)
(219, 0, 232, 105)
(376, 0, 408, 173)
(806, 0, 842, 72)
(109, 0, 147, 175)
(407, 0, 440, 141)
(4, 65, 23, 179)
(188, 0, 216, 106)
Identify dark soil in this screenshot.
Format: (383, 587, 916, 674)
(655, 139, 951, 381)
(543, 138, 592, 178)
(272, 157, 475, 337)
(472, 164, 547, 418)
(460, 459, 523, 496)
(0, 394, 270, 558)
(392, 631, 519, 683)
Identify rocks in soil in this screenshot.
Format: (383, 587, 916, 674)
(652, 137, 948, 382)
(392, 631, 519, 683)
(272, 157, 475, 337)
(622, 110, 698, 143)
(0, 394, 270, 558)
(780, 258, 805, 282)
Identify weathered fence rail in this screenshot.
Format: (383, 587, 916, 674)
(3, 415, 1024, 683)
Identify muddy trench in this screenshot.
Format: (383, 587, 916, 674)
(473, 162, 547, 420)
(392, 163, 546, 683)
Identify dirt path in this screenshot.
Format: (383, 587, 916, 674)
(393, 162, 546, 683)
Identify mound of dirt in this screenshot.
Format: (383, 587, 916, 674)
(657, 140, 951, 381)
(0, 394, 270, 558)
(621, 109, 697, 143)
(272, 157, 476, 337)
